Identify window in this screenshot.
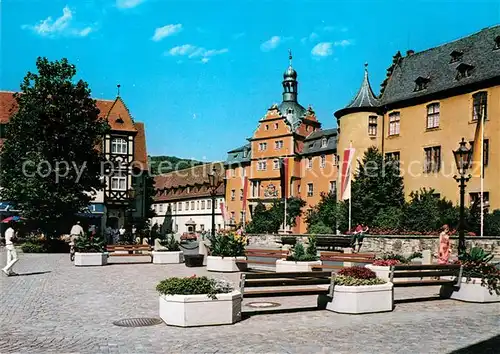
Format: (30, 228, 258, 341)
(307, 183, 314, 197)
(456, 63, 474, 80)
(414, 77, 430, 91)
(243, 149, 248, 158)
(321, 137, 327, 148)
(472, 92, 487, 121)
(450, 50, 463, 63)
(274, 123, 279, 130)
(258, 142, 267, 151)
(159, 204, 164, 213)
(495, 36, 500, 50)
(191, 201, 195, 210)
(197, 201, 200, 210)
(424, 146, 441, 173)
(265, 124, 269, 131)
(173, 203, 177, 211)
(329, 181, 337, 194)
(368, 116, 377, 136)
(273, 159, 279, 170)
(111, 137, 127, 154)
(297, 184, 301, 195)
(257, 161, 267, 171)
(231, 189, 235, 201)
(469, 139, 489, 167)
(240, 189, 244, 200)
(470, 192, 490, 208)
(185, 202, 189, 210)
(201, 200, 205, 209)
(200, 224, 205, 231)
(307, 157, 313, 169)
(178, 202, 182, 211)
(320, 155, 326, 168)
(275, 140, 284, 149)
(426, 103, 440, 129)
(207, 200, 212, 209)
(385, 152, 400, 171)
(389, 112, 400, 136)
(251, 181, 260, 197)
(110, 176, 126, 190)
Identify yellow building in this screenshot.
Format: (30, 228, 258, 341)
(225, 53, 338, 233)
(335, 25, 500, 210)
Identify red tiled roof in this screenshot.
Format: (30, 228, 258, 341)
(132, 122, 148, 170)
(0, 91, 18, 124)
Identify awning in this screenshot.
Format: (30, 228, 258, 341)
(0, 201, 19, 212)
(76, 203, 105, 217)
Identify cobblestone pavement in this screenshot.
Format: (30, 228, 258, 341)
(0, 252, 499, 354)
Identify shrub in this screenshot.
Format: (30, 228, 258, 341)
(373, 207, 404, 229)
(377, 252, 422, 264)
(334, 275, 386, 286)
(21, 242, 46, 253)
(308, 221, 333, 234)
(156, 276, 233, 299)
(159, 234, 180, 252)
(338, 266, 376, 279)
(484, 210, 500, 236)
(207, 231, 245, 257)
(74, 232, 105, 253)
(454, 247, 500, 295)
(287, 235, 319, 261)
(460, 247, 494, 263)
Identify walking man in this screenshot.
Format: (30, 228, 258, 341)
(2, 223, 18, 276)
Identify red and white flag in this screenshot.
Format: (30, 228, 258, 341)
(340, 148, 355, 200)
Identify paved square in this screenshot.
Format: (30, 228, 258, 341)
(0, 251, 498, 353)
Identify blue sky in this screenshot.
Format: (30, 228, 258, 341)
(2, 0, 499, 162)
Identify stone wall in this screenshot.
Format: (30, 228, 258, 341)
(247, 234, 500, 258)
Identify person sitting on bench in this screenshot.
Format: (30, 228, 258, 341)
(350, 224, 368, 253)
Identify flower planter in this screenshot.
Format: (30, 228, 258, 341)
(74, 252, 107, 266)
(206, 256, 247, 272)
(159, 291, 242, 327)
(184, 254, 204, 267)
(448, 278, 500, 303)
(152, 251, 184, 264)
(365, 265, 417, 282)
(275, 259, 322, 272)
(326, 282, 393, 314)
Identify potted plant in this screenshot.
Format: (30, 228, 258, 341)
(74, 232, 107, 266)
(442, 247, 500, 303)
(325, 266, 393, 314)
(276, 235, 321, 272)
(152, 234, 184, 264)
(206, 231, 247, 272)
(366, 252, 422, 281)
(156, 275, 241, 327)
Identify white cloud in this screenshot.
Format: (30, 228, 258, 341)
(116, 0, 145, 9)
(22, 6, 93, 37)
(166, 45, 228, 62)
(311, 42, 333, 57)
(301, 32, 319, 44)
(260, 36, 282, 51)
(334, 39, 352, 47)
(152, 24, 182, 41)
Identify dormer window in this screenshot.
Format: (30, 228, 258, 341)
(111, 137, 127, 154)
(450, 50, 463, 63)
(288, 108, 294, 114)
(494, 36, 500, 50)
(414, 76, 430, 92)
(456, 63, 474, 80)
(321, 137, 327, 148)
(115, 115, 125, 124)
(242, 149, 248, 158)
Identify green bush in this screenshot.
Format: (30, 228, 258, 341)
(334, 275, 386, 286)
(484, 210, 500, 236)
(308, 221, 333, 234)
(74, 232, 105, 253)
(156, 276, 233, 299)
(287, 236, 319, 261)
(373, 207, 404, 229)
(21, 242, 46, 253)
(207, 231, 245, 257)
(158, 234, 180, 251)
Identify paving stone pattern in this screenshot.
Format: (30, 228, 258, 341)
(0, 251, 499, 353)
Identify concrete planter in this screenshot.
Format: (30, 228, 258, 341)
(152, 251, 184, 264)
(449, 277, 500, 303)
(74, 252, 107, 266)
(275, 259, 322, 272)
(327, 282, 393, 314)
(159, 291, 242, 327)
(206, 256, 247, 272)
(365, 264, 391, 281)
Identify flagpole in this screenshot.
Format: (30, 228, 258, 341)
(480, 106, 485, 237)
(284, 197, 288, 233)
(348, 141, 353, 232)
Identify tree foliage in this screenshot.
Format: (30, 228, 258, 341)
(305, 192, 337, 233)
(245, 197, 306, 234)
(0, 57, 109, 237)
(149, 155, 203, 175)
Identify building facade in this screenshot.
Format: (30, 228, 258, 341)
(151, 163, 225, 235)
(335, 25, 500, 210)
(225, 54, 338, 233)
(0, 91, 149, 231)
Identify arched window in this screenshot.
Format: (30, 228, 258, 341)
(111, 137, 127, 154)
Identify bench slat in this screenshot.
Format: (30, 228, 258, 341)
(244, 278, 331, 287)
(393, 270, 460, 278)
(237, 260, 277, 265)
(107, 253, 152, 257)
(245, 254, 287, 258)
(243, 287, 329, 298)
(243, 271, 332, 279)
(392, 264, 461, 271)
(392, 279, 456, 287)
(311, 265, 343, 270)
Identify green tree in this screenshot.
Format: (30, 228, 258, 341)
(245, 197, 305, 233)
(305, 192, 337, 233)
(403, 188, 451, 232)
(0, 57, 109, 237)
(349, 147, 404, 228)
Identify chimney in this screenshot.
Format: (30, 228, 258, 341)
(406, 50, 415, 56)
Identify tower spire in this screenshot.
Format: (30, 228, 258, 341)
(289, 49, 292, 66)
(282, 50, 298, 102)
(116, 84, 121, 97)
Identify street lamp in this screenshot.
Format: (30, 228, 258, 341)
(208, 166, 222, 237)
(452, 138, 472, 257)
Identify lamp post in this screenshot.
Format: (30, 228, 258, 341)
(126, 188, 136, 241)
(208, 166, 222, 237)
(452, 138, 473, 257)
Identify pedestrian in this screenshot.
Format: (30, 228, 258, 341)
(2, 222, 19, 276)
(105, 225, 112, 244)
(438, 224, 451, 264)
(112, 227, 120, 244)
(350, 223, 366, 253)
(69, 221, 84, 242)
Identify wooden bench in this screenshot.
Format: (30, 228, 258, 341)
(389, 264, 463, 287)
(316, 236, 352, 250)
(240, 271, 334, 298)
(106, 244, 153, 262)
(237, 249, 289, 268)
(312, 252, 376, 271)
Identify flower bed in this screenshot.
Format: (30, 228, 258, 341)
(74, 233, 107, 266)
(153, 235, 184, 264)
(277, 235, 321, 272)
(206, 231, 247, 272)
(156, 276, 241, 327)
